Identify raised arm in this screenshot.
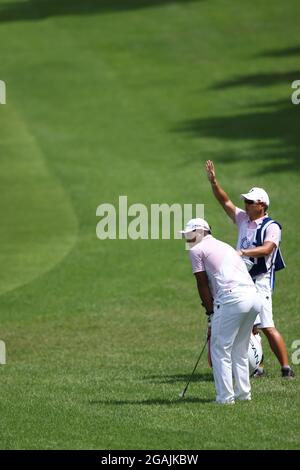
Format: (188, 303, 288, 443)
(205, 160, 236, 223)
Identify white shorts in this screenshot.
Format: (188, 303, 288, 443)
(253, 279, 274, 329)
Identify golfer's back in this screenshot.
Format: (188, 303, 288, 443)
(189, 235, 255, 303)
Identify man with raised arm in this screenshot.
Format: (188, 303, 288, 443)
(205, 160, 294, 378)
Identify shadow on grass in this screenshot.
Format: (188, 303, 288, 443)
(143, 372, 213, 383)
(175, 99, 300, 173)
(173, 42, 300, 174)
(258, 45, 300, 58)
(0, 0, 200, 23)
(89, 397, 212, 405)
(211, 70, 300, 90)
(212, 44, 300, 89)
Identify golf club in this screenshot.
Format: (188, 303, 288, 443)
(179, 338, 209, 399)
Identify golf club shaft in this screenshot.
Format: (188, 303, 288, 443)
(181, 338, 209, 398)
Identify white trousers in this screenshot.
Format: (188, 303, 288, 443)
(211, 291, 262, 403)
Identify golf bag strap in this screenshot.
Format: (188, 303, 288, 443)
(249, 218, 285, 282)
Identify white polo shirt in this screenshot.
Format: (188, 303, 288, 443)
(189, 235, 255, 304)
(235, 208, 281, 286)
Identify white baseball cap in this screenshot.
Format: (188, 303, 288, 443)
(180, 218, 210, 234)
(240, 187, 270, 206)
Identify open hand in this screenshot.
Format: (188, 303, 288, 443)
(205, 160, 216, 184)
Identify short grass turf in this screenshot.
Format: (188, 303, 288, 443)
(0, 0, 300, 450)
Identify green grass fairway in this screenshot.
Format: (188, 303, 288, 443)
(0, 0, 299, 449)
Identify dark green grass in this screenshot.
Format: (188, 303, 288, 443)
(0, 0, 299, 449)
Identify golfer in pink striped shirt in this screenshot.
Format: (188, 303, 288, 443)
(181, 218, 261, 404)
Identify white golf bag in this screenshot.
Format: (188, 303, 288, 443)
(248, 332, 263, 376)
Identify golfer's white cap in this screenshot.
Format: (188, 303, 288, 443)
(180, 218, 210, 234)
(240, 187, 270, 206)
